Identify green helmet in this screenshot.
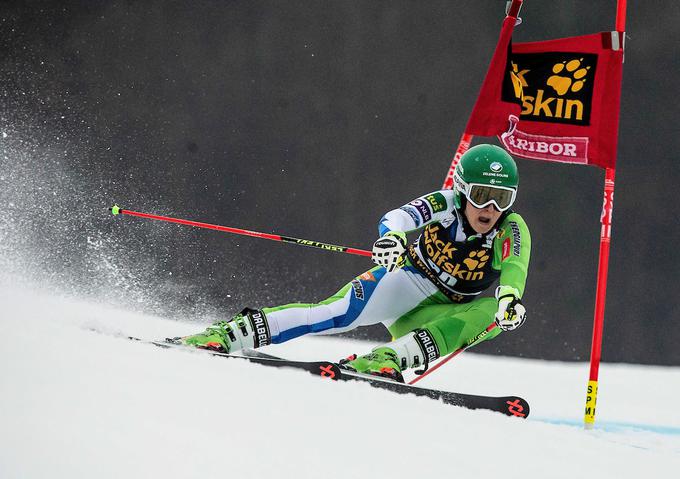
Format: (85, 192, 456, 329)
(453, 144, 519, 212)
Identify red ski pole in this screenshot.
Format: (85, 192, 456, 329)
(409, 322, 497, 385)
(109, 205, 372, 258)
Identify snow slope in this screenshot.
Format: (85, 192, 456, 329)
(1, 286, 679, 479)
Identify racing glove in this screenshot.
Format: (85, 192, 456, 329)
(372, 231, 407, 272)
(494, 285, 526, 331)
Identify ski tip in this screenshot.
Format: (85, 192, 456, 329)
(110, 204, 122, 216)
(504, 397, 530, 419)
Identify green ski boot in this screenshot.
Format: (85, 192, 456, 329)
(174, 308, 271, 354)
(340, 328, 442, 383)
(340, 347, 404, 382)
(180, 320, 236, 353)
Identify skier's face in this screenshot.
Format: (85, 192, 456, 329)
(464, 201, 502, 234)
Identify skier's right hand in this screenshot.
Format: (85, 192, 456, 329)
(372, 231, 407, 272)
(494, 286, 526, 331)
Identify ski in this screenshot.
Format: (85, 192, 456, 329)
(241, 347, 530, 418)
(128, 337, 529, 418)
(128, 336, 339, 377)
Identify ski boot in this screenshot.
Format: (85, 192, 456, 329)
(339, 328, 441, 383)
(340, 347, 405, 382)
(171, 308, 271, 354)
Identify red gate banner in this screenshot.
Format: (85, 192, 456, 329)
(466, 31, 624, 169)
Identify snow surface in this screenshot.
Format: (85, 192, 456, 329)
(1, 286, 679, 479)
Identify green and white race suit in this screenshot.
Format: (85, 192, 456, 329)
(261, 189, 531, 356)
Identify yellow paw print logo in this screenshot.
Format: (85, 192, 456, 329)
(463, 250, 489, 271)
(547, 59, 590, 96)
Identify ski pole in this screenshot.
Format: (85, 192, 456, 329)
(408, 322, 497, 385)
(109, 205, 372, 258)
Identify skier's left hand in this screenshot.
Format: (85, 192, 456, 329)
(494, 287, 526, 331)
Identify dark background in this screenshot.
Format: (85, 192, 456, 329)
(1, 1, 679, 364)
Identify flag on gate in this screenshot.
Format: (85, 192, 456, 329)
(465, 31, 624, 169)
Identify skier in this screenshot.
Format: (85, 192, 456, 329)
(177, 144, 531, 382)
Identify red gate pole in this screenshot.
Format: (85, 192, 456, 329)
(441, 0, 524, 190)
(442, 132, 474, 190)
(583, 0, 626, 429)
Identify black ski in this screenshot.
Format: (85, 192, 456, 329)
(240, 347, 529, 418)
(129, 337, 529, 418)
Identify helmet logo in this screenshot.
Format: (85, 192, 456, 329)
(490, 162, 503, 172)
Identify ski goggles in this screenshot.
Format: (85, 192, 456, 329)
(456, 179, 517, 212)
